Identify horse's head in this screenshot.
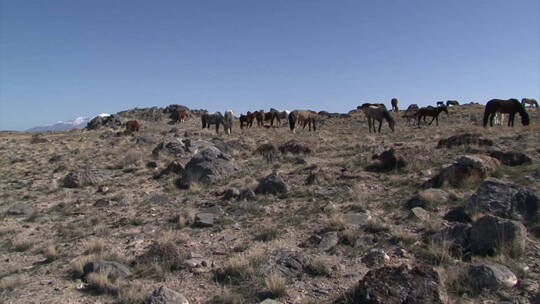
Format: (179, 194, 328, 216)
(441, 106, 449, 115)
(521, 110, 530, 126)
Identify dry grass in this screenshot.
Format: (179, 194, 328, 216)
(43, 244, 59, 262)
(85, 238, 106, 255)
(117, 282, 147, 304)
(0, 275, 24, 293)
(208, 287, 245, 304)
(10, 238, 33, 252)
(70, 255, 96, 278)
(306, 257, 331, 277)
(86, 271, 115, 294)
(264, 273, 287, 298)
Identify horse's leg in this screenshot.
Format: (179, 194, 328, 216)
(490, 113, 495, 127)
(367, 117, 372, 132)
(378, 119, 382, 133)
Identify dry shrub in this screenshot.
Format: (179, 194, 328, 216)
(306, 257, 330, 277)
(10, 238, 33, 252)
(215, 247, 266, 284)
(70, 255, 96, 278)
(326, 213, 346, 231)
(135, 240, 188, 272)
(208, 287, 245, 304)
(264, 273, 287, 298)
(43, 244, 59, 262)
(85, 238, 106, 255)
(254, 227, 280, 242)
(117, 282, 147, 304)
(0, 275, 24, 292)
(117, 151, 142, 169)
(86, 271, 115, 294)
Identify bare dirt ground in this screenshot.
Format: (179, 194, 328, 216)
(1, 104, 539, 304)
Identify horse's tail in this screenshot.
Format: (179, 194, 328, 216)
(382, 109, 395, 132)
(516, 101, 530, 126)
(288, 111, 297, 132)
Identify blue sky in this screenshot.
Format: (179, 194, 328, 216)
(1, 0, 539, 130)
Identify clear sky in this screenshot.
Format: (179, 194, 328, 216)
(1, 0, 539, 130)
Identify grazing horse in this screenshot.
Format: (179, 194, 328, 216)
(240, 111, 255, 129)
(417, 105, 448, 126)
(289, 110, 318, 133)
(358, 103, 387, 110)
(402, 104, 419, 125)
(446, 100, 459, 106)
(176, 110, 189, 123)
(253, 111, 265, 127)
(359, 104, 395, 133)
(201, 112, 225, 133)
(264, 111, 280, 126)
(391, 98, 399, 112)
(522, 98, 539, 108)
(223, 110, 234, 134)
(125, 120, 141, 132)
(483, 99, 530, 127)
(436, 101, 445, 107)
(270, 108, 289, 125)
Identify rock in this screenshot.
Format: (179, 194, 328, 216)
(470, 215, 527, 257)
(62, 168, 107, 188)
(342, 213, 372, 227)
(443, 207, 473, 223)
(6, 203, 35, 217)
(318, 232, 339, 251)
(117, 106, 164, 122)
(154, 161, 184, 179)
(488, 150, 532, 166)
(214, 139, 251, 155)
(83, 260, 131, 279)
(273, 251, 313, 279)
(223, 187, 240, 200)
(436, 133, 493, 149)
(432, 223, 471, 255)
(146, 286, 189, 304)
(530, 225, 540, 238)
(406, 189, 449, 210)
(48, 154, 64, 163)
(254, 143, 280, 162)
(278, 140, 313, 154)
(86, 114, 122, 130)
(177, 147, 238, 188)
(411, 207, 431, 221)
(424, 154, 500, 188)
(148, 194, 171, 204)
(255, 172, 289, 195)
(352, 264, 447, 304)
(366, 148, 406, 172)
(468, 263, 517, 290)
(258, 300, 283, 304)
(238, 188, 256, 201)
(194, 213, 217, 227)
(153, 139, 189, 158)
(361, 249, 390, 267)
(135, 135, 159, 145)
(466, 178, 539, 222)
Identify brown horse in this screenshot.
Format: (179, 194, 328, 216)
(289, 110, 317, 133)
(240, 111, 255, 129)
(417, 105, 448, 126)
(391, 98, 399, 112)
(483, 99, 530, 127)
(126, 120, 141, 132)
(264, 111, 280, 126)
(175, 110, 189, 123)
(521, 98, 538, 108)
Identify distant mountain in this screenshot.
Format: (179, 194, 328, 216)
(26, 113, 110, 132)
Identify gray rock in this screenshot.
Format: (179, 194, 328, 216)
(352, 264, 447, 304)
(432, 223, 471, 254)
(361, 249, 390, 267)
(146, 286, 189, 304)
(488, 150, 532, 166)
(424, 154, 500, 188)
(135, 135, 159, 145)
(154, 161, 184, 179)
(436, 133, 493, 149)
(255, 172, 289, 195)
(466, 178, 539, 223)
(239, 188, 256, 201)
(443, 207, 473, 223)
(178, 147, 238, 188)
(470, 215, 527, 257)
(194, 213, 217, 227)
(468, 263, 517, 290)
(6, 203, 35, 217)
(223, 187, 240, 200)
(62, 168, 107, 188)
(342, 213, 372, 227)
(86, 115, 122, 130)
(83, 260, 131, 279)
(318, 232, 339, 251)
(411, 207, 431, 221)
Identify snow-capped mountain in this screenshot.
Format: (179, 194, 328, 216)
(26, 113, 110, 132)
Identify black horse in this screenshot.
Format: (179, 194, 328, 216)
(483, 99, 530, 127)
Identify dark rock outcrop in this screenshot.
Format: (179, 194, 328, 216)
(177, 147, 238, 188)
(470, 215, 527, 257)
(423, 155, 500, 188)
(62, 168, 107, 188)
(436, 133, 493, 149)
(255, 172, 289, 195)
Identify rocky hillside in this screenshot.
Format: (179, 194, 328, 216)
(1, 104, 539, 304)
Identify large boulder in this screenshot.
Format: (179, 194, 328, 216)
(177, 147, 238, 188)
(255, 172, 289, 195)
(351, 264, 447, 304)
(470, 215, 527, 257)
(468, 263, 517, 290)
(86, 114, 122, 130)
(436, 133, 493, 149)
(146, 286, 189, 304)
(153, 139, 189, 158)
(366, 148, 406, 172)
(424, 155, 500, 188)
(117, 106, 164, 122)
(62, 168, 108, 188)
(488, 150, 532, 166)
(466, 178, 539, 223)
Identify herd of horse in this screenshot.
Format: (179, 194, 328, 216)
(122, 97, 537, 135)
